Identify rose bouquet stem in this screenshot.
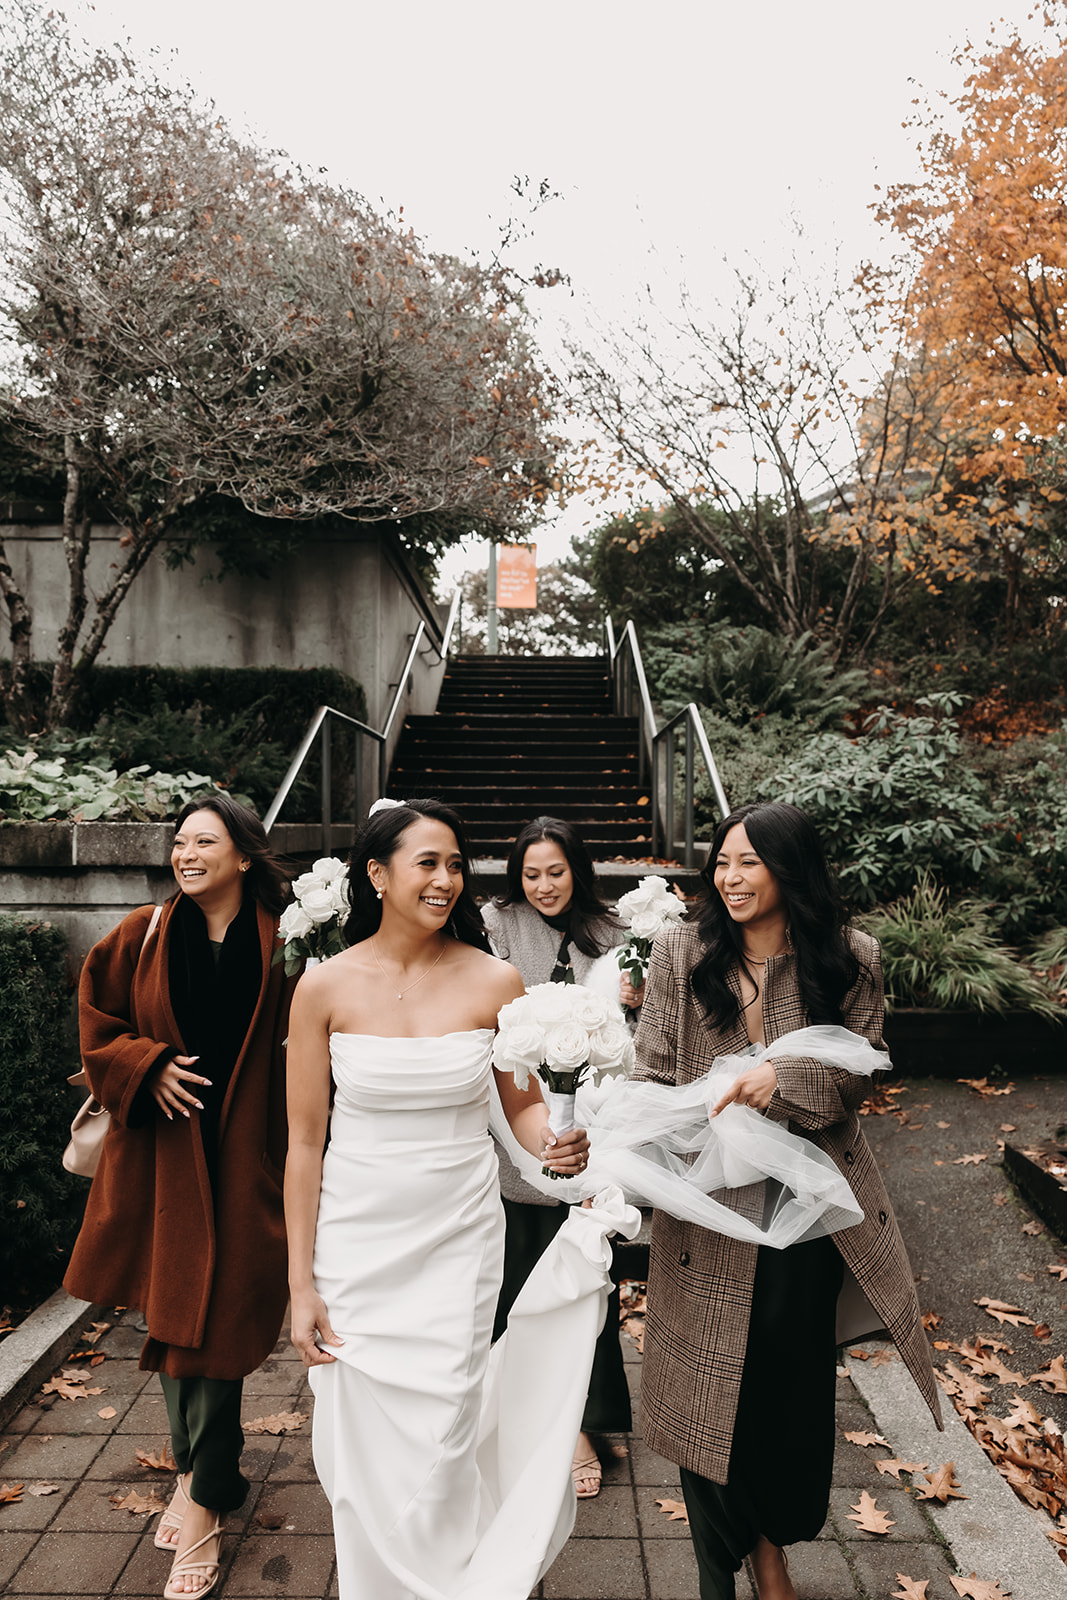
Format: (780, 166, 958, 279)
(538, 1064, 586, 1178)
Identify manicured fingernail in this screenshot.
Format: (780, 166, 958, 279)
(182, 1109, 190, 1118)
(194, 1102, 203, 1111)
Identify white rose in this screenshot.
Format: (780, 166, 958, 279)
(279, 903, 314, 941)
(327, 879, 351, 923)
(542, 1020, 590, 1072)
(496, 997, 530, 1033)
(616, 875, 670, 917)
(630, 908, 667, 940)
(498, 1021, 546, 1073)
(587, 1021, 636, 1073)
(292, 870, 320, 899)
(525, 983, 574, 1024)
(300, 886, 336, 925)
(569, 986, 612, 1029)
(312, 856, 347, 883)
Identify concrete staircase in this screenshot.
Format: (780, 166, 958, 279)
(388, 655, 654, 861)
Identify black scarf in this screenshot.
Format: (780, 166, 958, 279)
(168, 891, 262, 1190)
(542, 909, 576, 985)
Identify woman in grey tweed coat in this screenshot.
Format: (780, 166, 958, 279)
(633, 802, 940, 1600)
(481, 815, 633, 1498)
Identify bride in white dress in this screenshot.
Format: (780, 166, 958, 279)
(284, 799, 594, 1600)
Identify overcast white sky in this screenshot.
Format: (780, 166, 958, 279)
(74, 0, 1050, 582)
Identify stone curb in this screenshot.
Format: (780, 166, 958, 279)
(849, 1351, 1066, 1599)
(0, 1286, 102, 1430)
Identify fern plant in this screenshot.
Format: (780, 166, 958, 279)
(862, 876, 1065, 1018)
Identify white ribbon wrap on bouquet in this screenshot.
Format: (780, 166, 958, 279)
(543, 1088, 576, 1139)
(490, 1025, 890, 1247)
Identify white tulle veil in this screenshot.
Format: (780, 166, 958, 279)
(489, 1025, 890, 1247)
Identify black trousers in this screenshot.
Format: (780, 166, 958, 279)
(680, 1233, 843, 1600)
(493, 1196, 633, 1434)
(159, 1374, 249, 1513)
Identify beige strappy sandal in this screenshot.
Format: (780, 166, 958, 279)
(163, 1519, 221, 1599)
(571, 1449, 602, 1498)
(153, 1473, 190, 1550)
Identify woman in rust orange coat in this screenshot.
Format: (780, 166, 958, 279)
(65, 794, 298, 1600)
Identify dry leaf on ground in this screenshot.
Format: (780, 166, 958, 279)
(39, 1376, 90, 1401)
(97, 1406, 117, 1420)
(846, 1489, 895, 1534)
(870, 1348, 898, 1367)
(915, 1462, 968, 1503)
(954, 1153, 989, 1166)
(975, 1299, 1035, 1329)
(655, 1497, 689, 1523)
(243, 1411, 308, 1435)
(843, 1429, 888, 1448)
(958, 1078, 1014, 1098)
(0, 1483, 24, 1503)
(1033, 1323, 1053, 1341)
(110, 1488, 166, 1515)
(922, 1311, 942, 1331)
(949, 1577, 1012, 1600)
(26, 1483, 60, 1496)
(1022, 1220, 1046, 1237)
(135, 1442, 177, 1471)
(1047, 1265, 1067, 1283)
(1030, 1356, 1067, 1395)
(893, 1579, 930, 1600)
(876, 1458, 929, 1479)
(256, 1510, 286, 1529)
(621, 1315, 645, 1352)
(1047, 1514, 1067, 1550)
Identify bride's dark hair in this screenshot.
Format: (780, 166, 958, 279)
(344, 798, 490, 952)
(690, 801, 862, 1028)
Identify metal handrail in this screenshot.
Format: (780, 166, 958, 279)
(264, 594, 457, 849)
(605, 616, 730, 866)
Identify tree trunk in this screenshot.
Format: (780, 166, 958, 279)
(0, 535, 36, 732)
(48, 437, 92, 726)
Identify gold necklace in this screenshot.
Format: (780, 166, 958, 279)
(371, 938, 447, 1001)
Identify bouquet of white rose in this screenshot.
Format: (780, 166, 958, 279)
(614, 875, 687, 1004)
(273, 856, 351, 975)
(493, 983, 635, 1177)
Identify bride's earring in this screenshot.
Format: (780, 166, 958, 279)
(376, 890, 383, 901)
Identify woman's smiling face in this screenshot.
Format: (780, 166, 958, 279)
(521, 838, 574, 917)
(370, 816, 463, 927)
(171, 808, 247, 901)
(712, 823, 784, 930)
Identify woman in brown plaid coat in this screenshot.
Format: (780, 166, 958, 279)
(633, 802, 940, 1600)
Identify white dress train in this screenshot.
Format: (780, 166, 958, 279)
(309, 1030, 639, 1600)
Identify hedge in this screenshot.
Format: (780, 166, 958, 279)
(0, 914, 81, 1303)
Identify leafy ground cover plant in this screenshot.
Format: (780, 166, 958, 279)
(0, 734, 226, 821)
(862, 876, 1065, 1018)
(758, 694, 998, 906)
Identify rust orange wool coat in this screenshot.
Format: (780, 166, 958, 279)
(64, 898, 297, 1380)
(633, 923, 941, 1484)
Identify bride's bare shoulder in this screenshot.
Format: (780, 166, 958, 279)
(452, 943, 524, 1002)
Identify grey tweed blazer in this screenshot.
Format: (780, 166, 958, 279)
(482, 898, 623, 1204)
(633, 922, 941, 1483)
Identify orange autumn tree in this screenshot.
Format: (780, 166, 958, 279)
(874, 4, 1067, 637)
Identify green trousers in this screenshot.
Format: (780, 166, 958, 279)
(159, 1374, 248, 1513)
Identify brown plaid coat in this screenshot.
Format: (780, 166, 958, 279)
(633, 922, 941, 1482)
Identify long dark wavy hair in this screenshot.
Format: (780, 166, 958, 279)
(344, 798, 490, 951)
(173, 794, 290, 916)
(690, 801, 862, 1029)
(496, 815, 621, 959)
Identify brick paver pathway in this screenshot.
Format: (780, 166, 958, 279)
(0, 1310, 961, 1599)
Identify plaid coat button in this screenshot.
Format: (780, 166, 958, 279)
(879, 1210, 887, 1225)
(844, 1150, 854, 1164)
(679, 1251, 690, 1266)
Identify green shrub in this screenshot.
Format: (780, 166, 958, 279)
(682, 712, 813, 831)
(646, 622, 870, 728)
(862, 877, 1065, 1018)
(757, 694, 998, 907)
(964, 729, 1067, 940)
(0, 914, 82, 1301)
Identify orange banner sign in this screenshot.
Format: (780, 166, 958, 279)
(496, 543, 537, 608)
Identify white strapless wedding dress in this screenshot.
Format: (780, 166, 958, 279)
(309, 1030, 637, 1600)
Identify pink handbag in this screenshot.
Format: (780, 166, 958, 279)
(63, 905, 163, 1178)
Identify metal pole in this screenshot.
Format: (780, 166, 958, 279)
(651, 738, 661, 858)
(684, 720, 695, 868)
(354, 727, 362, 830)
(664, 727, 675, 863)
(321, 718, 332, 855)
(487, 543, 498, 655)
